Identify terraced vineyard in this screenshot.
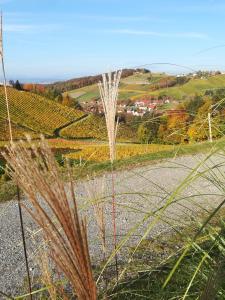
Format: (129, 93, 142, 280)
(60, 114, 137, 141)
(0, 87, 85, 136)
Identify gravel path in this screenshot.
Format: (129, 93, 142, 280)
(1, 153, 225, 297)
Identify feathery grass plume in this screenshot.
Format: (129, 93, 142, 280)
(98, 70, 122, 280)
(3, 137, 97, 300)
(98, 71, 122, 163)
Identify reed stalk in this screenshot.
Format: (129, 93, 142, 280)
(98, 70, 122, 280)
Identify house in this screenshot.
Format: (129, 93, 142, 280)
(147, 104, 156, 111)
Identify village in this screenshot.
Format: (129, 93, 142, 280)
(81, 96, 183, 117)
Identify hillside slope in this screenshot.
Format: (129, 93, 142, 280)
(60, 114, 137, 141)
(66, 72, 166, 102)
(68, 73, 225, 102)
(0, 87, 85, 137)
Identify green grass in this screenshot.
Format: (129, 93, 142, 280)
(121, 72, 166, 84)
(150, 74, 225, 99)
(110, 239, 220, 299)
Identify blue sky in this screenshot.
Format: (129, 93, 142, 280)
(1, 0, 225, 81)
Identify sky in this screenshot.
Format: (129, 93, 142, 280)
(1, 0, 225, 81)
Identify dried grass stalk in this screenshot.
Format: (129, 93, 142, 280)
(98, 70, 122, 281)
(98, 71, 122, 163)
(38, 249, 58, 300)
(3, 137, 97, 300)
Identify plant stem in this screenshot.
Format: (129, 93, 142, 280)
(0, 14, 33, 299)
(17, 187, 33, 300)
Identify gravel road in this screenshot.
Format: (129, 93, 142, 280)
(1, 153, 225, 298)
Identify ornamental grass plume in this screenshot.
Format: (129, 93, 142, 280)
(2, 137, 97, 300)
(98, 71, 122, 280)
(98, 71, 122, 163)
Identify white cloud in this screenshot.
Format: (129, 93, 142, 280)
(3, 23, 62, 33)
(105, 29, 209, 39)
(4, 24, 33, 32)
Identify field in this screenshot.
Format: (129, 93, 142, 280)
(67, 73, 225, 103)
(149, 73, 225, 99)
(0, 87, 85, 138)
(64, 143, 174, 162)
(67, 73, 167, 102)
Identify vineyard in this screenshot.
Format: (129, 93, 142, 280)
(64, 143, 174, 162)
(0, 87, 85, 136)
(60, 114, 137, 141)
(0, 119, 40, 140)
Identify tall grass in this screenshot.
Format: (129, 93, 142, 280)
(3, 137, 97, 299)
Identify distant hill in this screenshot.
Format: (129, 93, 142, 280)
(47, 69, 148, 92)
(22, 69, 150, 99)
(66, 72, 176, 102)
(67, 73, 225, 103)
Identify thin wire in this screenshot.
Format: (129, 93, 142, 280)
(0, 12, 33, 299)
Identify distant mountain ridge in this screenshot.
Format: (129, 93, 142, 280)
(22, 69, 150, 96)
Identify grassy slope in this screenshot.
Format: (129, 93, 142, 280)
(67, 73, 166, 102)
(68, 73, 225, 103)
(0, 87, 85, 136)
(144, 74, 225, 99)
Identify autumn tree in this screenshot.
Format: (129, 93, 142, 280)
(62, 94, 74, 107)
(187, 97, 213, 141)
(138, 116, 160, 143)
(185, 95, 204, 120)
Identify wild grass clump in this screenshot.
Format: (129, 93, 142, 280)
(3, 137, 97, 300)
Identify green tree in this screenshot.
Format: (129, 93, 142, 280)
(14, 80, 22, 90)
(185, 95, 203, 120)
(138, 117, 160, 144)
